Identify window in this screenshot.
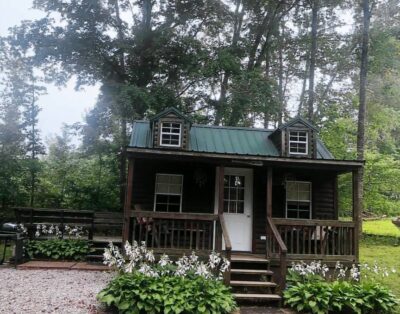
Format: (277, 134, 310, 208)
(223, 175, 245, 214)
(160, 122, 181, 147)
(289, 131, 308, 155)
(286, 181, 311, 219)
(154, 174, 183, 212)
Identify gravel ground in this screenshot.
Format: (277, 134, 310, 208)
(0, 267, 294, 314)
(0, 268, 115, 314)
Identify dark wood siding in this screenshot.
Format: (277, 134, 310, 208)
(131, 158, 215, 213)
(313, 175, 338, 219)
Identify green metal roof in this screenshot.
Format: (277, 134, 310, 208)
(129, 121, 334, 160)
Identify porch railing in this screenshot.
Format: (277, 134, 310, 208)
(130, 210, 232, 284)
(272, 218, 356, 260)
(266, 217, 287, 291)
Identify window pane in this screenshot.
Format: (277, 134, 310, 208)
(229, 202, 236, 213)
(156, 194, 168, 203)
(160, 122, 181, 146)
(223, 175, 246, 214)
(286, 181, 311, 219)
(223, 201, 230, 213)
(155, 174, 183, 212)
(168, 204, 180, 212)
(157, 175, 169, 183)
(156, 203, 168, 212)
(237, 201, 244, 214)
(156, 183, 169, 194)
(289, 131, 308, 154)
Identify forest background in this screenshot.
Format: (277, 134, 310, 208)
(0, 0, 399, 219)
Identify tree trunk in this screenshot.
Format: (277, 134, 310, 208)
(214, 0, 244, 125)
(357, 0, 371, 162)
(356, 0, 372, 233)
(307, 0, 319, 122)
(277, 21, 285, 125)
(114, 0, 128, 209)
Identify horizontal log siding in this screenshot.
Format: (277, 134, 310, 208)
(313, 175, 338, 220)
(132, 159, 215, 213)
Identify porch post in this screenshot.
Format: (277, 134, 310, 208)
(267, 167, 273, 218)
(122, 158, 135, 244)
(215, 166, 224, 251)
(352, 167, 362, 261)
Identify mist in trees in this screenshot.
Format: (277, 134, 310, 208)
(0, 0, 399, 216)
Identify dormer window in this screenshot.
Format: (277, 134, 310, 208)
(289, 131, 308, 155)
(160, 122, 181, 147)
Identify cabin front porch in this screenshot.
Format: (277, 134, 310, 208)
(122, 152, 363, 299)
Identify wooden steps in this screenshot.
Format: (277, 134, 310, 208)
(233, 293, 282, 301)
(230, 280, 277, 288)
(231, 268, 273, 275)
(230, 254, 281, 304)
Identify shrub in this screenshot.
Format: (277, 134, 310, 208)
(284, 261, 399, 314)
(284, 280, 398, 314)
(25, 239, 92, 260)
(98, 272, 236, 314)
(98, 242, 236, 313)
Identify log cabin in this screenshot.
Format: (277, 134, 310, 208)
(122, 107, 364, 302)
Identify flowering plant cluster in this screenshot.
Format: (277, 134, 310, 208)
(288, 260, 397, 284)
(16, 224, 28, 235)
(285, 261, 399, 314)
(34, 224, 87, 239)
(103, 241, 230, 280)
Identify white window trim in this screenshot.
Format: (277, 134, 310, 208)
(153, 173, 183, 212)
(285, 180, 312, 219)
(160, 122, 182, 147)
(289, 130, 309, 155)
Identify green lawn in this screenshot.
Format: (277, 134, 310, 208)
(363, 219, 400, 238)
(360, 219, 400, 304)
(0, 243, 12, 263)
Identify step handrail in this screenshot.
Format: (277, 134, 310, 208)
(218, 213, 232, 285)
(266, 216, 287, 292)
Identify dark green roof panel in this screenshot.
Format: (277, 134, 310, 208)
(129, 121, 334, 159)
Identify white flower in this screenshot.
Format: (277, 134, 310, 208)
(208, 251, 221, 269)
(350, 264, 360, 281)
(145, 250, 155, 263)
(159, 254, 171, 267)
(195, 262, 211, 278)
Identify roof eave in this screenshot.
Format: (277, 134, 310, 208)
(126, 146, 364, 169)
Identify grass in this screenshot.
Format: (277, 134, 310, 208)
(363, 218, 400, 238)
(0, 243, 12, 263)
(360, 218, 400, 308)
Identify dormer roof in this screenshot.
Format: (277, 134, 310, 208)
(149, 107, 193, 125)
(276, 116, 319, 132)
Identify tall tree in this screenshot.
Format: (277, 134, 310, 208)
(22, 75, 46, 207)
(307, 0, 319, 121)
(357, 0, 372, 162)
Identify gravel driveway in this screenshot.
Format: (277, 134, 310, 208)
(0, 268, 115, 313)
(0, 267, 295, 314)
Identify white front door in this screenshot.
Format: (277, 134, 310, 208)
(215, 167, 253, 251)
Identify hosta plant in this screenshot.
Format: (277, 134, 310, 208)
(284, 260, 399, 314)
(25, 239, 92, 260)
(98, 241, 236, 314)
